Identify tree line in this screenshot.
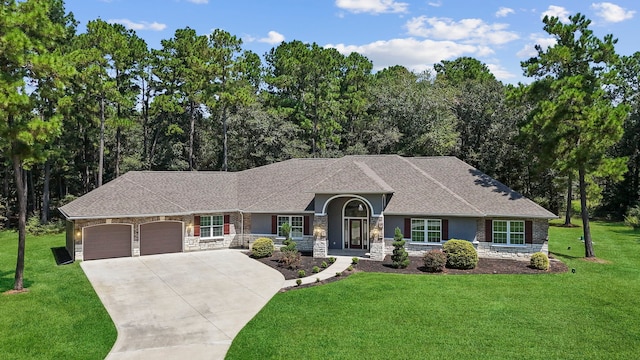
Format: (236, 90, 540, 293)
(2, 1, 639, 289)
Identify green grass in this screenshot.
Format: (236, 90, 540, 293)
(227, 220, 640, 359)
(0, 231, 116, 359)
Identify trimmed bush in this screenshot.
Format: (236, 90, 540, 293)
(335, 272, 342, 277)
(347, 265, 353, 271)
(351, 257, 359, 265)
(443, 239, 478, 269)
(423, 249, 447, 273)
(328, 257, 336, 264)
(530, 252, 550, 270)
(297, 269, 306, 278)
(296, 279, 302, 286)
(251, 237, 274, 258)
(391, 227, 410, 268)
(312, 266, 320, 273)
(321, 261, 328, 268)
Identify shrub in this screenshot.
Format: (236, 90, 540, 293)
(321, 261, 328, 268)
(423, 249, 447, 273)
(280, 222, 291, 242)
(251, 237, 274, 258)
(279, 249, 301, 269)
(315, 277, 320, 283)
(281, 240, 297, 252)
(296, 279, 302, 286)
(328, 257, 336, 264)
(391, 227, 409, 268)
(530, 252, 550, 270)
(297, 269, 306, 278)
(351, 257, 359, 265)
(312, 266, 320, 273)
(624, 205, 640, 229)
(335, 272, 342, 277)
(443, 239, 478, 269)
(26, 217, 65, 236)
(347, 265, 353, 271)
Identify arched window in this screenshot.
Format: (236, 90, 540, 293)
(344, 199, 367, 217)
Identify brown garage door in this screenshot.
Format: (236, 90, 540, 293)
(84, 224, 132, 260)
(140, 221, 183, 256)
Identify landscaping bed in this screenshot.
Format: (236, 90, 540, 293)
(251, 251, 568, 280)
(250, 251, 330, 280)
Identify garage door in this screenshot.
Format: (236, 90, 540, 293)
(140, 221, 183, 256)
(84, 224, 132, 261)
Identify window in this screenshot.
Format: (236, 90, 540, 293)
(493, 220, 525, 245)
(201, 215, 223, 238)
(411, 219, 441, 243)
(278, 215, 303, 238)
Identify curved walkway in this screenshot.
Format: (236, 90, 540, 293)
(282, 256, 354, 288)
(81, 250, 285, 360)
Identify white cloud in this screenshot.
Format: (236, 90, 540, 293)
(405, 16, 519, 45)
(186, 0, 208, 4)
(259, 31, 285, 45)
(486, 63, 516, 81)
(327, 38, 488, 73)
(516, 34, 557, 58)
(335, 0, 408, 14)
(591, 2, 635, 23)
(496, 7, 515, 18)
(108, 19, 166, 31)
(541, 5, 571, 23)
(428, 1, 442, 7)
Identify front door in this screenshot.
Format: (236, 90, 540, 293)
(349, 219, 363, 249)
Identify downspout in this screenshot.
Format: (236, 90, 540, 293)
(240, 210, 245, 248)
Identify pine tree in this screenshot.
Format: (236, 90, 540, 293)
(391, 227, 409, 269)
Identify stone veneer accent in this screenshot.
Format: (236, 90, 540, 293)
(312, 215, 328, 258)
(368, 215, 385, 261)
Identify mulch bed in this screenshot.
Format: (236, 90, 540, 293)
(248, 252, 568, 282)
(249, 251, 331, 280)
(354, 255, 568, 275)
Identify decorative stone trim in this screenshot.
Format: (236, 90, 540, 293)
(313, 215, 328, 258)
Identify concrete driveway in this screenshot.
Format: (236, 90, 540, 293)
(81, 250, 285, 360)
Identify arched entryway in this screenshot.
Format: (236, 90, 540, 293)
(343, 199, 369, 250)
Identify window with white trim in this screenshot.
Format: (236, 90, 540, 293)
(411, 219, 441, 243)
(277, 215, 303, 238)
(200, 215, 223, 238)
(493, 220, 525, 245)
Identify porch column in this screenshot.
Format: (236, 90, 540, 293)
(313, 214, 328, 258)
(369, 214, 385, 261)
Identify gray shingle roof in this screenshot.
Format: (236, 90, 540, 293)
(60, 155, 556, 219)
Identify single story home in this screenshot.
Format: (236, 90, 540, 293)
(59, 155, 556, 261)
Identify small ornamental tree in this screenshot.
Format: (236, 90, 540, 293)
(391, 227, 410, 268)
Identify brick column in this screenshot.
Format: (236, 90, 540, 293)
(313, 215, 328, 258)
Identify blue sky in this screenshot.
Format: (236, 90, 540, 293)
(64, 0, 639, 83)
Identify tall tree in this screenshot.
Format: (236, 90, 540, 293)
(265, 41, 343, 156)
(0, 0, 73, 291)
(370, 66, 457, 156)
(517, 13, 629, 258)
(205, 29, 258, 171)
(152, 28, 209, 170)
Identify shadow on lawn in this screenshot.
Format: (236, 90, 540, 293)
(0, 270, 34, 292)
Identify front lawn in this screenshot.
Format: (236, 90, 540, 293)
(227, 220, 640, 359)
(0, 231, 115, 359)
